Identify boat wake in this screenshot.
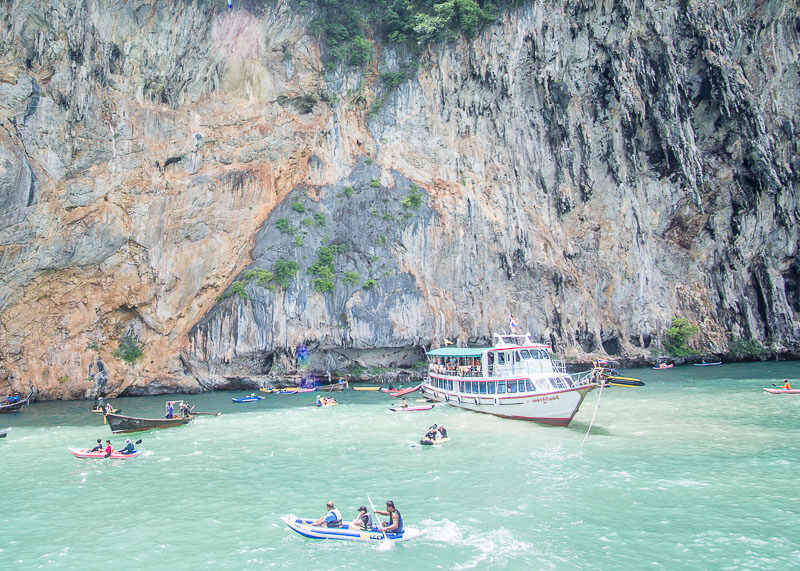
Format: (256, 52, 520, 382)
(419, 518, 532, 568)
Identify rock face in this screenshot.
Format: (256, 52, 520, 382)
(0, 1, 797, 398)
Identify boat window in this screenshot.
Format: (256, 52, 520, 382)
(527, 380, 536, 391)
(487, 382, 496, 394)
(515, 352, 521, 362)
(563, 376, 574, 388)
(551, 377, 567, 389)
(479, 382, 487, 394)
(520, 350, 531, 359)
(497, 381, 506, 394)
(497, 352, 506, 364)
(507, 380, 518, 393)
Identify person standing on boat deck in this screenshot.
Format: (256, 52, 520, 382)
(781, 379, 792, 389)
(165, 402, 174, 419)
(312, 501, 342, 528)
(350, 506, 372, 530)
(376, 500, 403, 533)
(89, 438, 103, 452)
(118, 438, 136, 455)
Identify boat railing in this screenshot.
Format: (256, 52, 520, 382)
(551, 359, 567, 374)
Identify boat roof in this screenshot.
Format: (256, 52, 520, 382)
(427, 347, 485, 357)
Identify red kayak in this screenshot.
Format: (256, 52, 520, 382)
(763, 388, 800, 394)
(389, 404, 434, 412)
(69, 448, 140, 459)
(391, 384, 422, 397)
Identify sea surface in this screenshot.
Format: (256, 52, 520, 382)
(2, 362, 799, 569)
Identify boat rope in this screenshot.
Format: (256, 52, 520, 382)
(580, 381, 604, 448)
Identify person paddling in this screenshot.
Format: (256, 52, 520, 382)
(312, 501, 342, 528)
(376, 500, 403, 534)
(103, 439, 113, 458)
(89, 438, 103, 452)
(118, 438, 136, 455)
(780, 379, 792, 390)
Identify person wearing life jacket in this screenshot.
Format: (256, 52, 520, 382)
(103, 440, 113, 458)
(118, 438, 136, 455)
(312, 501, 342, 528)
(350, 506, 372, 530)
(376, 500, 403, 534)
(781, 379, 792, 390)
(438, 425, 448, 439)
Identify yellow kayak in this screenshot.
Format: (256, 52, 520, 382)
(351, 386, 381, 391)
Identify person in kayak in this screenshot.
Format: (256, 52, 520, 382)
(103, 440, 113, 457)
(376, 500, 403, 534)
(400, 398, 408, 408)
(312, 501, 342, 528)
(438, 425, 448, 439)
(118, 438, 136, 455)
(89, 438, 103, 452)
(781, 379, 792, 389)
(350, 506, 372, 530)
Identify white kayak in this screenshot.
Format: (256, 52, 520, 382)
(281, 516, 424, 543)
(389, 405, 434, 412)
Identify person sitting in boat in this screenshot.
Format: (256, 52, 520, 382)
(103, 439, 113, 457)
(376, 500, 403, 534)
(350, 506, 372, 531)
(316, 395, 323, 407)
(180, 402, 192, 417)
(105, 402, 115, 413)
(119, 438, 136, 455)
(781, 379, 792, 390)
(89, 438, 103, 452)
(312, 501, 342, 528)
(423, 425, 439, 441)
(438, 425, 448, 439)
(400, 398, 408, 408)
(388, 383, 396, 390)
(92, 399, 102, 411)
(165, 402, 174, 419)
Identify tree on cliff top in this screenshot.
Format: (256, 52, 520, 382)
(663, 317, 699, 357)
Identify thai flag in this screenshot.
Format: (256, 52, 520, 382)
(597, 359, 609, 365)
(509, 314, 518, 329)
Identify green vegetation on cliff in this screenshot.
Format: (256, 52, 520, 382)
(303, 0, 496, 69)
(663, 317, 699, 357)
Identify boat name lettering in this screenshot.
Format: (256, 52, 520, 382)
(529, 395, 559, 403)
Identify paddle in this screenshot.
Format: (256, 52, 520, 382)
(367, 494, 388, 543)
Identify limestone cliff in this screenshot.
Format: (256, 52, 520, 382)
(0, 0, 797, 398)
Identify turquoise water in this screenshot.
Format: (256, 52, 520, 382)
(2, 362, 799, 569)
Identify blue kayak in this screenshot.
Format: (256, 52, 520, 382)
(232, 395, 264, 403)
(694, 362, 722, 366)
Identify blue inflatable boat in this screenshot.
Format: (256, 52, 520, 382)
(281, 516, 423, 543)
(232, 395, 264, 403)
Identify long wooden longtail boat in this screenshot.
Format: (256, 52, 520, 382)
(0, 382, 36, 414)
(105, 412, 192, 433)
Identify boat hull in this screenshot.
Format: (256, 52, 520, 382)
(69, 448, 140, 459)
(421, 384, 595, 426)
(764, 388, 800, 394)
(352, 386, 381, 391)
(232, 397, 263, 403)
(105, 413, 192, 433)
(389, 405, 434, 412)
(281, 516, 423, 543)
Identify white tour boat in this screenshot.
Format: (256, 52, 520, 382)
(421, 334, 598, 426)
